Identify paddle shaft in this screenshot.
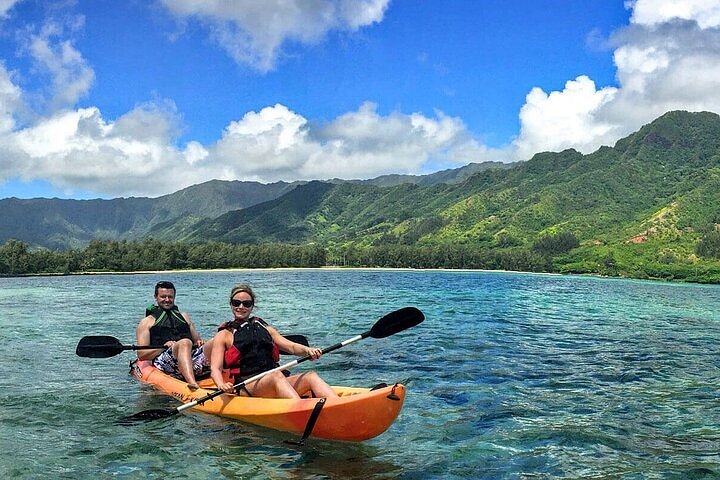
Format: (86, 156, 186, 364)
(176, 331, 370, 413)
(105, 344, 165, 351)
(77, 334, 307, 359)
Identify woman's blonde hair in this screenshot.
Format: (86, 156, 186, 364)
(229, 284, 256, 304)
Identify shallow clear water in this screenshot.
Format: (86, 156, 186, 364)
(0, 270, 719, 479)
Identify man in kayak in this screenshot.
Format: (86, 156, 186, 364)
(210, 284, 338, 398)
(136, 281, 210, 389)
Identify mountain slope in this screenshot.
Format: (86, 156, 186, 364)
(0, 180, 297, 249)
(182, 181, 335, 243)
(333, 161, 514, 187)
(3, 108, 720, 282)
(0, 163, 509, 249)
(180, 111, 720, 261)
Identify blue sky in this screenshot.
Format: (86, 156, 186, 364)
(0, 0, 718, 199)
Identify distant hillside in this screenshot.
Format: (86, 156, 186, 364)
(332, 161, 513, 187)
(0, 162, 510, 249)
(181, 181, 335, 243)
(0, 180, 297, 249)
(3, 110, 720, 281)
(170, 110, 720, 280)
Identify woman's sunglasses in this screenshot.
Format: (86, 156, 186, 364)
(231, 299, 254, 308)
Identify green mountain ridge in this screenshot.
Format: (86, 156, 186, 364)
(181, 109, 712, 246)
(0, 161, 498, 249)
(165, 110, 720, 280)
(0, 180, 297, 249)
(3, 110, 720, 281)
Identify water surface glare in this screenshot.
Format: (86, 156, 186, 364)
(0, 270, 718, 478)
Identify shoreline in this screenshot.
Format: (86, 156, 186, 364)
(4, 265, 698, 285)
(5, 265, 564, 278)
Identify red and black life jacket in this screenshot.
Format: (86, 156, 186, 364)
(218, 317, 280, 379)
(147, 305, 192, 345)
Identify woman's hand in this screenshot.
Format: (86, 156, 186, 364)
(194, 338, 205, 347)
(218, 381, 235, 393)
(305, 347, 323, 360)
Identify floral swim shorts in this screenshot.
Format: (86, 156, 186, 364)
(152, 346, 210, 379)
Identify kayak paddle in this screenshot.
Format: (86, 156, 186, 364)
(76, 334, 308, 359)
(117, 306, 424, 424)
(76, 335, 165, 358)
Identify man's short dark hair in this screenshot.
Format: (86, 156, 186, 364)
(154, 281, 176, 295)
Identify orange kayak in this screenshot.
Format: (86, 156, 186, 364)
(129, 360, 406, 442)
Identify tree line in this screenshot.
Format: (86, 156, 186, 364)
(0, 239, 328, 275)
(4, 231, 718, 282)
(0, 237, 574, 275)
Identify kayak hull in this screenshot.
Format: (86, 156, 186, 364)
(130, 360, 406, 442)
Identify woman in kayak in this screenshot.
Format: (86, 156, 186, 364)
(210, 284, 338, 399)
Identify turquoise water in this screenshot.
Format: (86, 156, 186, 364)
(0, 269, 719, 479)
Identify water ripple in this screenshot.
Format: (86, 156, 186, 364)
(1, 271, 719, 478)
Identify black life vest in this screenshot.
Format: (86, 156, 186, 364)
(220, 317, 280, 378)
(147, 305, 192, 345)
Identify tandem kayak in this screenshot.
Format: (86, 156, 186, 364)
(129, 359, 406, 442)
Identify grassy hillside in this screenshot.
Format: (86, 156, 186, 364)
(0, 164, 504, 249)
(0, 180, 297, 249)
(179, 111, 720, 281)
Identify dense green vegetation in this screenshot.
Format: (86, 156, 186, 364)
(0, 239, 328, 274)
(0, 238, 557, 275)
(3, 233, 720, 283)
(3, 111, 720, 283)
(0, 164, 499, 250)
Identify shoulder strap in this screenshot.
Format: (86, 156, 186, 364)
(146, 305, 185, 326)
(253, 316, 269, 327)
(221, 316, 266, 332)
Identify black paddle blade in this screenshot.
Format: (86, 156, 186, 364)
(280, 334, 309, 355)
(116, 408, 179, 425)
(76, 335, 124, 358)
(369, 307, 424, 339)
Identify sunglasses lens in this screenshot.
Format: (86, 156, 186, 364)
(231, 299, 253, 308)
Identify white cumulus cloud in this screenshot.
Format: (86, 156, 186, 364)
(207, 102, 485, 183)
(20, 20, 94, 112)
(0, 0, 21, 18)
(0, 63, 22, 133)
(509, 0, 720, 160)
(0, 76, 487, 196)
(514, 76, 618, 160)
(2, 104, 202, 196)
(159, 0, 389, 72)
(628, 0, 720, 29)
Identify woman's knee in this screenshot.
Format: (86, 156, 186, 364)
(303, 371, 323, 383)
(256, 371, 297, 397)
(295, 371, 326, 390)
(265, 370, 289, 384)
